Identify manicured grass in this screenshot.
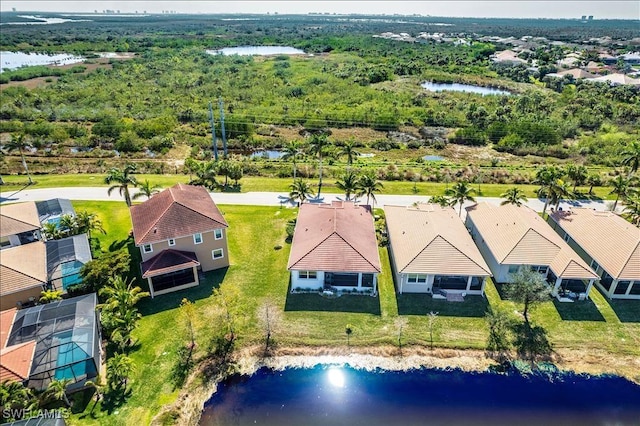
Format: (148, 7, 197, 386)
(0, 173, 615, 199)
(64, 201, 638, 425)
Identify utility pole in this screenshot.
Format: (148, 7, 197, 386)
(218, 97, 227, 157)
(209, 102, 218, 161)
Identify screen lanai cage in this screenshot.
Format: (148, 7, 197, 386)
(35, 198, 75, 224)
(46, 234, 92, 291)
(6, 294, 101, 391)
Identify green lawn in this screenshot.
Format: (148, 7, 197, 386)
(1, 173, 615, 199)
(61, 201, 638, 425)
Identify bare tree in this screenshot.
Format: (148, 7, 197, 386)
(427, 311, 438, 350)
(257, 298, 283, 355)
(394, 316, 408, 355)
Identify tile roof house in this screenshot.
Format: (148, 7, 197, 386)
(384, 204, 491, 298)
(466, 203, 598, 299)
(491, 50, 527, 65)
(548, 209, 640, 299)
(287, 201, 381, 294)
(1, 294, 101, 391)
(586, 73, 640, 86)
(130, 184, 229, 297)
(0, 242, 47, 311)
(0, 202, 41, 250)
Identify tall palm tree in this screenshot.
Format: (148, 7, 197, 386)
(535, 165, 565, 217)
(58, 214, 78, 237)
(105, 164, 138, 207)
(547, 179, 573, 211)
(566, 164, 588, 192)
(132, 179, 161, 200)
(106, 353, 135, 390)
(339, 140, 361, 166)
(45, 378, 73, 407)
(609, 174, 632, 211)
(110, 308, 143, 351)
(288, 179, 315, 206)
(99, 276, 150, 316)
(335, 170, 359, 201)
(0, 380, 38, 418)
(5, 133, 33, 184)
(281, 140, 305, 180)
(42, 222, 63, 240)
(623, 192, 640, 226)
(445, 181, 476, 217)
(356, 171, 383, 207)
(75, 210, 106, 241)
(500, 187, 528, 207)
(621, 140, 640, 175)
(308, 133, 331, 198)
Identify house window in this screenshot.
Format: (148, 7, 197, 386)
(142, 244, 153, 254)
(407, 274, 428, 284)
(590, 260, 599, 272)
(563, 233, 570, 243)
(508, 265, 519, 274)
(168, 239, 176, 247)
(212, 248, 224, 260)
(193, 233, 203, 244)
(532, 265, 548, 274)
(299, 271, 317, 279)
(214, 229, 223, 240)
(0, 236, 10, 248)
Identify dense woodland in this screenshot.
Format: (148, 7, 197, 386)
(0, 13, 639, 182)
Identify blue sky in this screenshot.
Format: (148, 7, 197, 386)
(2, 1, 639, 19)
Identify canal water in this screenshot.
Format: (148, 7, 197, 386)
(206, 46, 305, 56)
(421, 81, 512, 96)
(201, 365, 640, 425)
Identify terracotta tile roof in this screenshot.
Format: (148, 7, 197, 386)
(130, 184, 228, 245)
(550, 209, 640, 280)
(141, 249, 200, 278)
(384, 204, 491, 276)
(0, 341, 36, 382)
(1, 308, 16, 349)
(466, 203, 598, 280)
(0, 202, 40, 238)
(0, 242, 47, 296)
(287, 201, 381, 273)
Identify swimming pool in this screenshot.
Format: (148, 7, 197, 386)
(53, 331, 88, 381)
(60, 261, 83, 290)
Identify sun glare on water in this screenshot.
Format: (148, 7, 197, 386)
(327, 368, 345, 388)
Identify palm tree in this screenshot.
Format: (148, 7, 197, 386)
(186, 159, 218, 191)
(445, 181, 476, 217)
(42, 221, 63, 240)
(535, 165, 565, 217)
(621, 140, 640, 175)
(609, 174, 632, 211)
(428, 195, 453, 208)
(105, 164, 139, 207)
(566, 164, 588, 192)
(40, 289, 63, 304)
(339, 140, 361, 166)
(58, 214, 78, 237)
(587, 173, 602, 195)
(289, 179, 315, 206)
(132, 179, 161, 200)
(5, 133, 33, 184)
(308, 133, 331, 198)
(356, 171, 383, 207)
(282, 140, 305, 180)
(0, 380, 38, 418)
(75, 210, 106, 241)
(500, 187, 528, 207)
(542, 178, 572, 213)
(99, 276, 150, 316)
(45, 378, 73, 407)
(335, 170, 359, 201)
(623, 192, 640, 226)
(110, 308, 143, 351)
(106, 353, 135, 390)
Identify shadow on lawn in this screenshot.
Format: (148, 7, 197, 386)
(396, 293, 488, 317)
(607, 299, 640, 323)
(138, 268, 228, 316)
(284, 286, 381, 315)
(552, 299, 605, 322)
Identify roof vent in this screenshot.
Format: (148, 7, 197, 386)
(153, 228, 157, 233)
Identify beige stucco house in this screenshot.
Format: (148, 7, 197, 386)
(548, 209, 640, 299)
(385, 204, 491, 298)
(130, 183, 229, 298)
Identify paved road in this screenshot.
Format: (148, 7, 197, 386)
(0, 186, 616, 217)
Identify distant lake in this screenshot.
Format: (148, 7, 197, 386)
(200, 365, 640, 425)
(423, 155, 445, 161)
(422, 81, 512, 96)
(207, 46, 305, 56)
(0, 51, 84, 72)
(250, 150, 286, 159)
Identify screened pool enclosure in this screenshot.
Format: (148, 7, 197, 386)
(6, 294, 100, 390)
(46, 234, 92, 291)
